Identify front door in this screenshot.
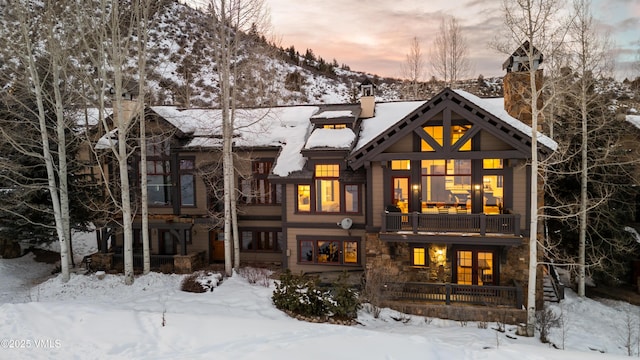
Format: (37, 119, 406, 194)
(209, 231, 225, 263)
(455, 249, 495, 285)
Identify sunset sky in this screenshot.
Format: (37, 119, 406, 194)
(266, 0, 639, 80)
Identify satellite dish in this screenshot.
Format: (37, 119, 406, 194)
(339, 217, 353, 230)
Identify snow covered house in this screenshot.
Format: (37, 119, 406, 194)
(90, 52, 555, 323)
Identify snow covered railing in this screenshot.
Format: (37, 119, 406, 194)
(382, 212, 521, 236)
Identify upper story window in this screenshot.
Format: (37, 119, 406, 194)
(421, 159, 471, 207)
(146, 137, 172, 206)
(451, 125, 471, 151)
(179, 158, 195, 207)
(483, 159, 504, 169)
(421, 124, 472, 151)
(241, 160, 282, 205)
(391, 160, 410, 170)
(296, 164, 360, 214)
(315, 164, 340, 212)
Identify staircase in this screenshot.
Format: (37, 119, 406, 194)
(543, 264, 564, 303)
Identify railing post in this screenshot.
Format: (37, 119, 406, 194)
(516, 284, 523, 308)
(480, 214, 486, 235)
(514, 214, 521, 236)
(445, 283, 451, 305)
(381, 212, 387, 232)
(412, 212, 418, 233)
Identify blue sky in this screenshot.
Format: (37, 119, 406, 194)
(266, 0, 639, 80)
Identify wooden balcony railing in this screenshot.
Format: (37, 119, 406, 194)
(381, 212, 520, 236)
(382, 282, 523, 308)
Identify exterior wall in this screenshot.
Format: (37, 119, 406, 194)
(385, 134, 413, 153)
(371, 164, 384, 229)
(365, 234, 451, 283)
(479, 131, 512, 151)
(512, 164, 528, 229)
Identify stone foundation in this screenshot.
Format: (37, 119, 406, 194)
(174, 252, 204, 274)
(91, 253, 113, 271)
(90, 251, 205, 274)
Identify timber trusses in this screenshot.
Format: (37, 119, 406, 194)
(347, 88, 554, 170)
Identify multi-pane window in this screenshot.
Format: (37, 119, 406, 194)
(297, 185, 311, 212)
(146, 138, 172, 206)
(242, 160, 281, 205)
(483, 158, 504, 169)
(241, 231, 282, 251)
(421, 159, 471, 205)
(322, 124, 347, 129)
(422, 124, 472, 151)
(315, 164, 340, 212)
(451, 125, 472, 151)
(391, 160, 410, 170)
(296, 164, 361, 214)
(298, 239, 359, 265)
(412, 246, 427, 266)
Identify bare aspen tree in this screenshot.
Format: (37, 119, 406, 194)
(545, 0, 638, 295)
(431, 16, 470, 87)
(135, 0, 152, 275)
(1, 1, 77, 281)
(569, 0, 612, 297)
(207, 0, 269, 276)
(400, 37, 426, 100)
(499, 0, 566, 337)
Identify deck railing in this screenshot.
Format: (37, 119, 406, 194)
(382, 282, 523, 308)
(382, 212, 520, 235)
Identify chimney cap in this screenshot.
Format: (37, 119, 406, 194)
(502, 41, 544, 72)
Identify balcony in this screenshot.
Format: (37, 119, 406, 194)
(379, 212, 522, 245)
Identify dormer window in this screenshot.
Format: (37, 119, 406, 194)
(322, 124, 347, 129)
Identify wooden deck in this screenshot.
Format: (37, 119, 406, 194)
(382, 212, 521, 236)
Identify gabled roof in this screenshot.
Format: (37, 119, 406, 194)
(348, 88, 556, 169)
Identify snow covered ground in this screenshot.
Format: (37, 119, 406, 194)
(0, 234, 635, 359)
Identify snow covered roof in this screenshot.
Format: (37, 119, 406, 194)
(453, 90, 558, 151)
(310, 110, 354, 119)
(304, 128, 356, 150)
(353, 101, 427, 152)
(149, 106, 317, 177)
(626, 114, 640, 130)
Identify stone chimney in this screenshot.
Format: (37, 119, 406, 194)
(359, 78, 376, 118)
(109, 81, 140, 127)
(502, 41, 544, 128)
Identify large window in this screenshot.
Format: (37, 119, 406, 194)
(241, 230, 282, 252)
(421, 124, 472, 151)
(421, 159, 471, 212)
(296, 164, 361, 214)
(242, 160, 281, 205)
(298, 239, 359, 265)
(147, 138, 172, 206)
(315, 164, 340, 212)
